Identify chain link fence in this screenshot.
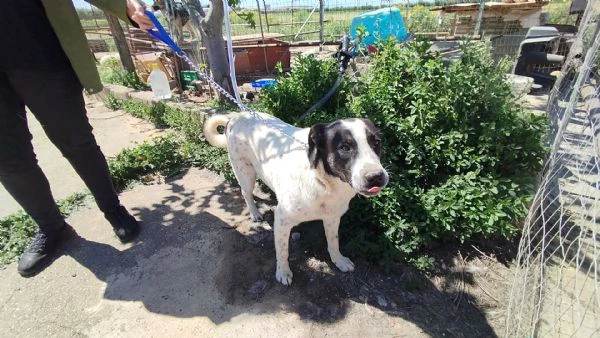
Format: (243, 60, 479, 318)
(505, 1, 600, 336)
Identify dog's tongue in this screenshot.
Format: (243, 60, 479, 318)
(368, 186, 381, 193)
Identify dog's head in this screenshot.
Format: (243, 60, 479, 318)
(308, 118, 389, 196)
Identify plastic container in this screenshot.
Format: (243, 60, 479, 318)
(148, 68, 172, 100)
(251, 78, 277, 88)
(350, 7, 409, 47)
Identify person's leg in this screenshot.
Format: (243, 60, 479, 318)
(7, 68, 139, 243)
(7, 70, 120, 213)
(0, 72, 70, 276)
(0, 72, 64, 231)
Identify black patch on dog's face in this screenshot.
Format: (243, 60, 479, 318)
(308, 119, 381, 184)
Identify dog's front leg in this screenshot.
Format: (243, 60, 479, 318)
(323, 217, 355, 272)
(274, 207, 293, 285)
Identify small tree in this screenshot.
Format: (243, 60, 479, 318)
(184, 0, 255, 100)
(183, 0, 254, 100)
(184, 0, 233, 98)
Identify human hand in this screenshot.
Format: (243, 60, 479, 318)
(126, 0, 154, 30)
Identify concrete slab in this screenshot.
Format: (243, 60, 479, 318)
(128, 91, 156, 106)
(102, 84, 136, 101)
(0, 97, 163, 218)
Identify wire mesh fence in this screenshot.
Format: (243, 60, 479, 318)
(504, 1, 600, 336)
(77, 0, 581, 79)
(229, 0, 552, 43)
(77, 1, 576, 43)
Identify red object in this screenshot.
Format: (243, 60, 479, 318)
(367, 45, 378, 54)
(231, 34, 291, 74)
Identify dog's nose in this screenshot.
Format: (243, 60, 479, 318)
(365, 171, 386, 187)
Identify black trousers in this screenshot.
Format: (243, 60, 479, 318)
(0, 68, 119, 232)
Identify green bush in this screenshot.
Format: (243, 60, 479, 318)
(0, 193, 88, 266)
(103, 92, 122, 110)
(104, 96, 234, 183)
(161, 105, 205, 142)
(98, 57, 148, 90)
(121, 100, 169, 127)
(260, 54, 349, 122)
(343, 40, 546, 264)
(108, 135, 186, 191)
(404, 5, 451, 35)
(264, 40, 547, 266)
(180, 142, 235, 183)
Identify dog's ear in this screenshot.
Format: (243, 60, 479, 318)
(308, 123, 327, 168)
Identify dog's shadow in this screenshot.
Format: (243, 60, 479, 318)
(65, 172, 499, 337)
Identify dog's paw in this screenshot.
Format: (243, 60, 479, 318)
(276, 265, 293, 285)
(333, 256, 355, 272)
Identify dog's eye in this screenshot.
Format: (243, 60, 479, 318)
(339, 144, 351, 152)
(373, 139, 381, 147)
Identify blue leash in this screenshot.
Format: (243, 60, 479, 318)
(142, 9, 251, 111)
(141, 9, 312, 147)
(144, 10, 183, 54)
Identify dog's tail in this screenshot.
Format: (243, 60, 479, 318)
(203, 114, 230, 148)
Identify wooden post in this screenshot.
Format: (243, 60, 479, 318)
(105, 13, 136, 73)
(319, 0, 324, 50)
(262, 0, 270, 32)
(256, 0, 270, 73)
(451, 13, 458, 36)
(473, 0, 485, 37)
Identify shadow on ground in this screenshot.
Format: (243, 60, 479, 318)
(62, 169, 503, 337)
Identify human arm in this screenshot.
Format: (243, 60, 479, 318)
(85, 0, 153, 30)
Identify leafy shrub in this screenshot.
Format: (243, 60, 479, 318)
(544, 1, 577, 25)
(272, 40, 547, 266)
(404, 5, 451, 34)
(0, 211, 38, 266)
(103, 92, 122, 110)
(260, 54, 349, 122)
(0, 193, 88, 266)
(108, 135, 185, 190)
(180, 142, 236, 183)
(98, 57, 148, 90)
(162, 105, 205, 142)
(104, 96, 234, 184)
(122, 100, 169, 127)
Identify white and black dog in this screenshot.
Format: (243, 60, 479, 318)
(204, 112, 389, 285)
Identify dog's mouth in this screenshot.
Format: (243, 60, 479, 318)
(359, 185, 384, 197)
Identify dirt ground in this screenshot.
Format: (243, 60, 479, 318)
(0, 167, 515, 337)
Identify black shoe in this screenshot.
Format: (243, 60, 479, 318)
(17, 223, 72, 277)
(104, 205, 140, 243)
